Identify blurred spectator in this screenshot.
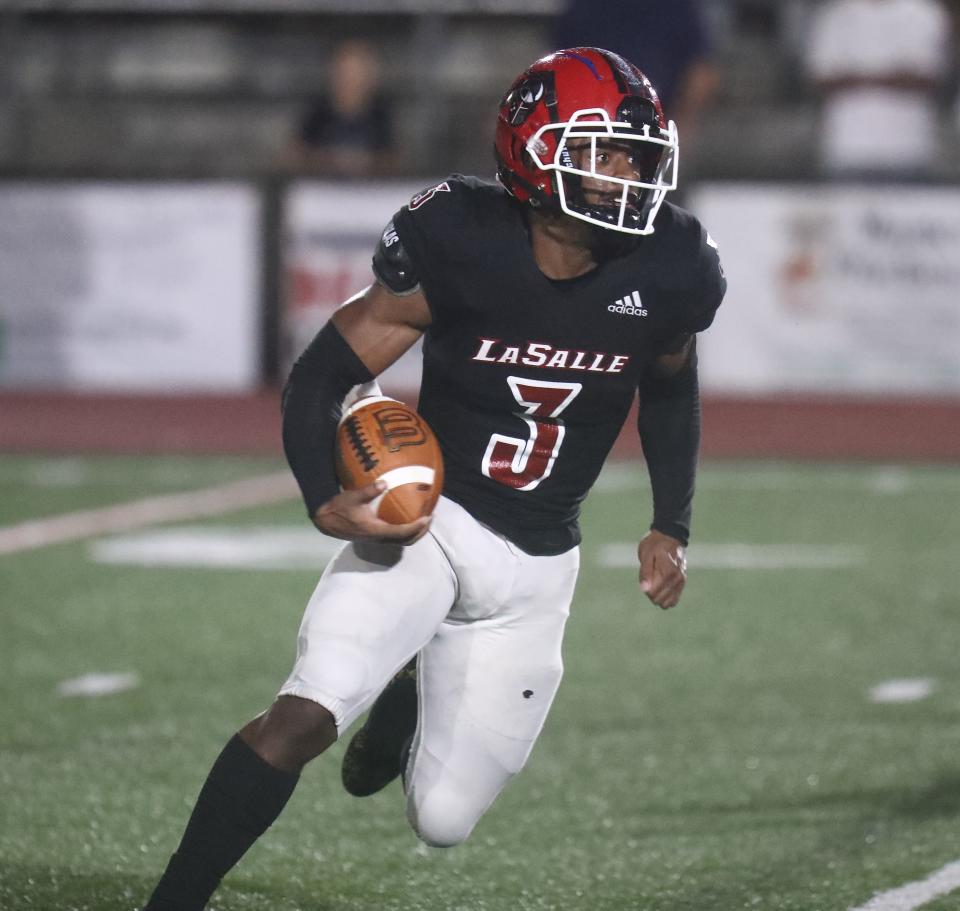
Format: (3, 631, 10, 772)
(550, 0, 721, 148)
(286, 39, 396, 177)
(805, 0, 951, 180)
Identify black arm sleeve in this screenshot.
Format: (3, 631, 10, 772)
(637, 344, 701, 546)
(281, 321, 374, 518)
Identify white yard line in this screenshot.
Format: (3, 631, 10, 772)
(90, 525, 342, 570)
(592, 464, 960, 494)
(849, 860, 960, 911)
(597, 542, 866, 570)
(57, 672, 140, 697)
(0, 471, 299, 555)
(868, 678, 935, 704)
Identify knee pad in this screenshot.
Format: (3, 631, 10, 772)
(406, 783, 482, 848)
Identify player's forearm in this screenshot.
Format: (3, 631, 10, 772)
(637, 353, 701, 546)
(282, 321, 374, 518)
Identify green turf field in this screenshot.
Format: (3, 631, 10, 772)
(2, 454, 960, 911)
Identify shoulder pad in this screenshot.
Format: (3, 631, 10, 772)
(701, 227, 725, 279)
(408, 179, 454, 212)
(372, 221, 420, 296)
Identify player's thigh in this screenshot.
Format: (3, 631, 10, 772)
(405, 545, 579, 846)
(279, 534, 456, 733)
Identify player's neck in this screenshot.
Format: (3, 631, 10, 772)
(526, 210, 599, 280)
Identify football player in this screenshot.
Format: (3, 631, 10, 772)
(143, 47, 725, 911)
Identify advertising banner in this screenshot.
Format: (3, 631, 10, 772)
(283, 181, 427, 394)
(690, 184, 960, 395)
(0, 183, 260, 391)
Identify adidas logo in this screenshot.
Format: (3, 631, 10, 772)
(608, 290, 647, 317)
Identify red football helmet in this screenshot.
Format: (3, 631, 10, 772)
(494, 48, 678, 236)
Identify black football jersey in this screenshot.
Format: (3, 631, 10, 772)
(389, 175, 725, 556)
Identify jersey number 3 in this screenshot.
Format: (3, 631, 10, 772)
(482, 377, 582, 491)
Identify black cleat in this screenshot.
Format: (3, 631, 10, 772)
(341, 659, 418, 797)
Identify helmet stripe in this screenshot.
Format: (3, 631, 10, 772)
(596, 49, 644, 95)
(563, 51, 603, 81)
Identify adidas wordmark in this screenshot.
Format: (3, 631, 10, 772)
(608, 290, 647, 317)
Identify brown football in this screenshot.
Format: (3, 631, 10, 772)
(335, 396, 444, 525)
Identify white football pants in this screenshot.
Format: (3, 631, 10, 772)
(279, 496, 580, 847)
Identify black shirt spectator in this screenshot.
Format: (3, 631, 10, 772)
(288, 39, 396, 176)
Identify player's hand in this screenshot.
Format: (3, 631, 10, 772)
(637, 529, 687, 610)
(313, 481, 432, 546)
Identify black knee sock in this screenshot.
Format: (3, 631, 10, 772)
(143, 735, 299, 911)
